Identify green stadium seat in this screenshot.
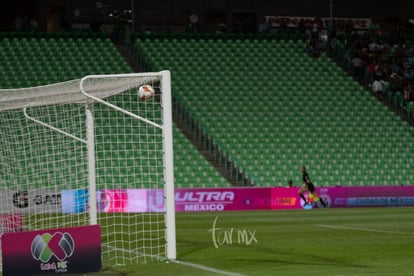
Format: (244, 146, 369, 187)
(130, 33, 414, 187)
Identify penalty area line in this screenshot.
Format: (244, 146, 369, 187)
(170, 259, 247, 276)
(318, 224, 414, 235)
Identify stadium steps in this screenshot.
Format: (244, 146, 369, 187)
(115, 44, 141, 73)
(173, 104, 243, 186)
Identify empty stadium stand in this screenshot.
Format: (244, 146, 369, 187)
(134, 32, 414, 187)
(0, 32, 230, 189)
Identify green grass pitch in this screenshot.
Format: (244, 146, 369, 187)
(98, 207, 414, 275)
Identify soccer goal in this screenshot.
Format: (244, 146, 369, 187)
(0, 71, 176, 268)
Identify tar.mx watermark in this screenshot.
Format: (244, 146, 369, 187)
(208, 216, 258, 249)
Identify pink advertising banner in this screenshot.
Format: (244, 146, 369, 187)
(316, 186, 414, 208)
(61, 186, 414, 213)
(174, 187, 270, 212)
(1, 225, 101, 276)
(174, 186, 414, 211)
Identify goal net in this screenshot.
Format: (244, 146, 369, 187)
(0, 71, 176, 268)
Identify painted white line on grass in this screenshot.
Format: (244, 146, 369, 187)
(104, 244, 167, 262)
(318, 224, 414, 235)
(170, 259, 246, 276)
(104, 244, 245, 276)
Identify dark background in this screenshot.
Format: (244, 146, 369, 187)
(1, 0, 413, 33)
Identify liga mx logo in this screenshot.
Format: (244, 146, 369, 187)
(31, 232, 75, 263)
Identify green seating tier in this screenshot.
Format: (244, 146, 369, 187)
(135, 34, 414, 187)
(0, 36, 131, 88)
(0, 33, 230, 189)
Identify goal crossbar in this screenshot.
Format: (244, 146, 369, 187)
(80, 74, 162, 129)
(0, 73, 161, 112)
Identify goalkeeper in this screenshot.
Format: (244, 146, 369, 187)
(298, 166, 327, 208)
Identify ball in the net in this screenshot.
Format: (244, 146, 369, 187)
(138, 84, 155, 101)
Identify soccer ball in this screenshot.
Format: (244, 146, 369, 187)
(138, 84, 155, 101)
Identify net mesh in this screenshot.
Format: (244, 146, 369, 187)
(0, 73, 169, 267)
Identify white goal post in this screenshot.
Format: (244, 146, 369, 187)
(0, 71, 176, 267)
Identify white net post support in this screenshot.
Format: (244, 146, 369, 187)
(160, 71, 176, 260)
(79, 70, 177, 260)
(0, 71, 176, 267)
(86, 103, 98, 225)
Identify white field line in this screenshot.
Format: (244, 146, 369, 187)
(104, 244, 167, 262)
(318, 224, 414, 235)
(104, 244, 246, 276)
(170, 259, 247, 276)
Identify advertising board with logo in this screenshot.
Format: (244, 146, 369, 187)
(1, 225, 101, 276)
(264, 15, 371, 30)
(59, 186, 414, 214)
(60, 187, 272, 213)
(2, 189, 62, 213)
(174, 188, 270, 212)
(321, 186, 414, 208)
